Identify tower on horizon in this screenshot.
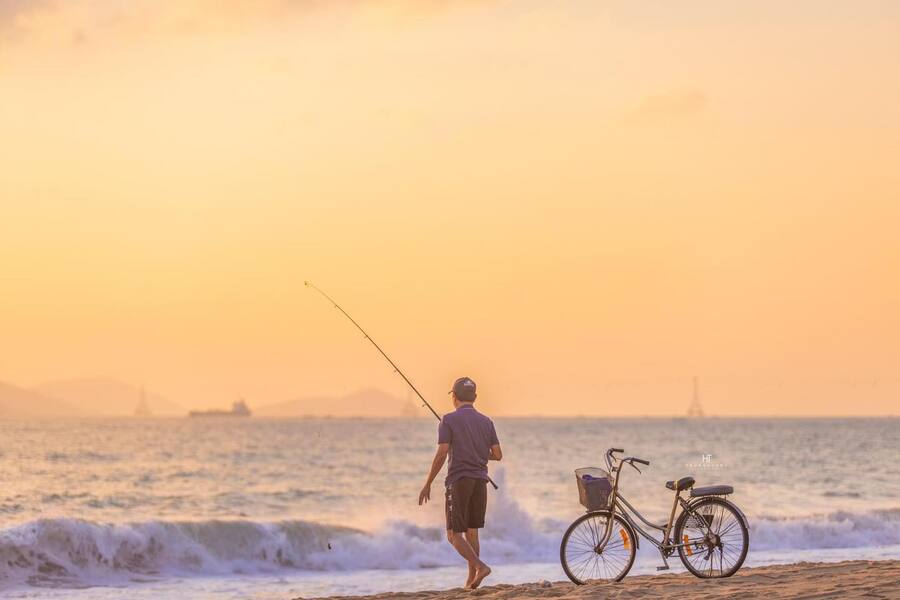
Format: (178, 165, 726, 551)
(687, 376, 704, 418)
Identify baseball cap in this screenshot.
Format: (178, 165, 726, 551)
(450, 377, 477, 402)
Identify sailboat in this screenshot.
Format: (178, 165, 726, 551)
(400, 388, 419, 417)
(134, 386, 152, 417)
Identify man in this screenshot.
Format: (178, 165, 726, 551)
(418, 376, 502, 590)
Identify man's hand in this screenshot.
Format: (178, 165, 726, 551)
(418, 484, 431, 505)
(489, 444, 503, 461)
(419, 443, 449, 507)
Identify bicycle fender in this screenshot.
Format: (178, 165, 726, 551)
(687, 496, 750, 531)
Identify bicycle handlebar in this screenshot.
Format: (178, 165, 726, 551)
(605, 448, 651, 470)
(604, 448, 620, 470)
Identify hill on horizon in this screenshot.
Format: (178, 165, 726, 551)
(256, 388, 423, 418)
(35, 378, 184, 417)
(0, 380, 81, 418)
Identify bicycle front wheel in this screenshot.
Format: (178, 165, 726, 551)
(560, 511, 636, 584)
(674, 496, 749, 578)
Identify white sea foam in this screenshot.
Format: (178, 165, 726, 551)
(751, 508, 900, 550)
(2, 500, 898, 587)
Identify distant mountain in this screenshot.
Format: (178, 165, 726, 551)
(0, 381, 81, 418)
(256, 388, 423, 418)
(34, 378, 183, 417)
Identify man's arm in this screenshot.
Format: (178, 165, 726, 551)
(489, 444, 502, 461)
(488, 421, 501, 461)
(418, 443, 450, 505)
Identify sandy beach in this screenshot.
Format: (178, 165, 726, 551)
(296, 560, 900, 600)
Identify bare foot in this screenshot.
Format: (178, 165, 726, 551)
(465, 567, 475, 589)
(469, 563, 491, 589)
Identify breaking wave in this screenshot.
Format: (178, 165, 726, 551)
(0, 488, 558, 587)
(2, 502, 898, 587)
(751, 508, 900, 551)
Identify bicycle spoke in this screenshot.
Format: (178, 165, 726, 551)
(589, 515, 603, 542)
(718, 520, 739, 537)
(575, 555, 594, 579)
(572, 526, 593, 549)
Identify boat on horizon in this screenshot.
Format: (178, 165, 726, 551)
(134, 386, 152, 417)
(189, 398, 252, 418)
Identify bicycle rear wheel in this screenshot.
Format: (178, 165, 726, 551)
(674, 497, 748, 578)
(560, 511, 636, 584)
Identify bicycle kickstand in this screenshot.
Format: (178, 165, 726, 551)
(656, 550, 670, 571)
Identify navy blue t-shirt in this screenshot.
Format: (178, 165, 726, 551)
(437, 404, 499, 485)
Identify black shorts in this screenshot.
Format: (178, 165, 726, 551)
(445, 477, 488, 533)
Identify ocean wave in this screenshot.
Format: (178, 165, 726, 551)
(0, 487, 556, 586)
(751, 508, 900, 550)
(2, 501, 899, 587)
(0, 518, 353, 587)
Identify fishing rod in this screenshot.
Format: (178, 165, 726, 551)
(305, 281, 498, 490)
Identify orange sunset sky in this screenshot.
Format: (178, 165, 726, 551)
(1, 1, 898, 416)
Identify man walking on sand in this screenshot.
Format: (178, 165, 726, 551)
(419, 377, 502, 590)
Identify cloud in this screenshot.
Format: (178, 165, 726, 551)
(628, 88, 709, 123)
(0, 0, 496, 48)
(0, 0, 43, 33)
(1, 1, 295, 42)
(0, 0, 36, 19)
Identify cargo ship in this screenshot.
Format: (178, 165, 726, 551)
(189, 398, 252, 418)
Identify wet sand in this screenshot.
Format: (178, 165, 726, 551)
(296, 560, 900, 600)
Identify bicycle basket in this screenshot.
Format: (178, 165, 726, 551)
(575, 467, 613, 511)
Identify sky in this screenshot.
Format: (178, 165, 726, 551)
(1, 0, 898, 416)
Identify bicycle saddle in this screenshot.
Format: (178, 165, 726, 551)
(690, 485, 733, 497)
(665, 476, 695, 491)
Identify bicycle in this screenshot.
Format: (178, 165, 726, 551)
(560, 447, 749, 583)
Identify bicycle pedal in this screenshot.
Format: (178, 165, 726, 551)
(656, 565, 670, 571)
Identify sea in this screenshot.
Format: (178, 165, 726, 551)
(0, 417, 897, 599)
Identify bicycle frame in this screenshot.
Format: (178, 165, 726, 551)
(614, 493, 700, 554)
(596, 452, 712, 558)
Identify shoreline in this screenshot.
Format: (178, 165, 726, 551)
(295, 560, 899, 600)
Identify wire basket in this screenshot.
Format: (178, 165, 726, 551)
(575, 467, 613, 511)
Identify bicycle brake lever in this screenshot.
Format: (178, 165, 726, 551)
(628, 461, 642, 474)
